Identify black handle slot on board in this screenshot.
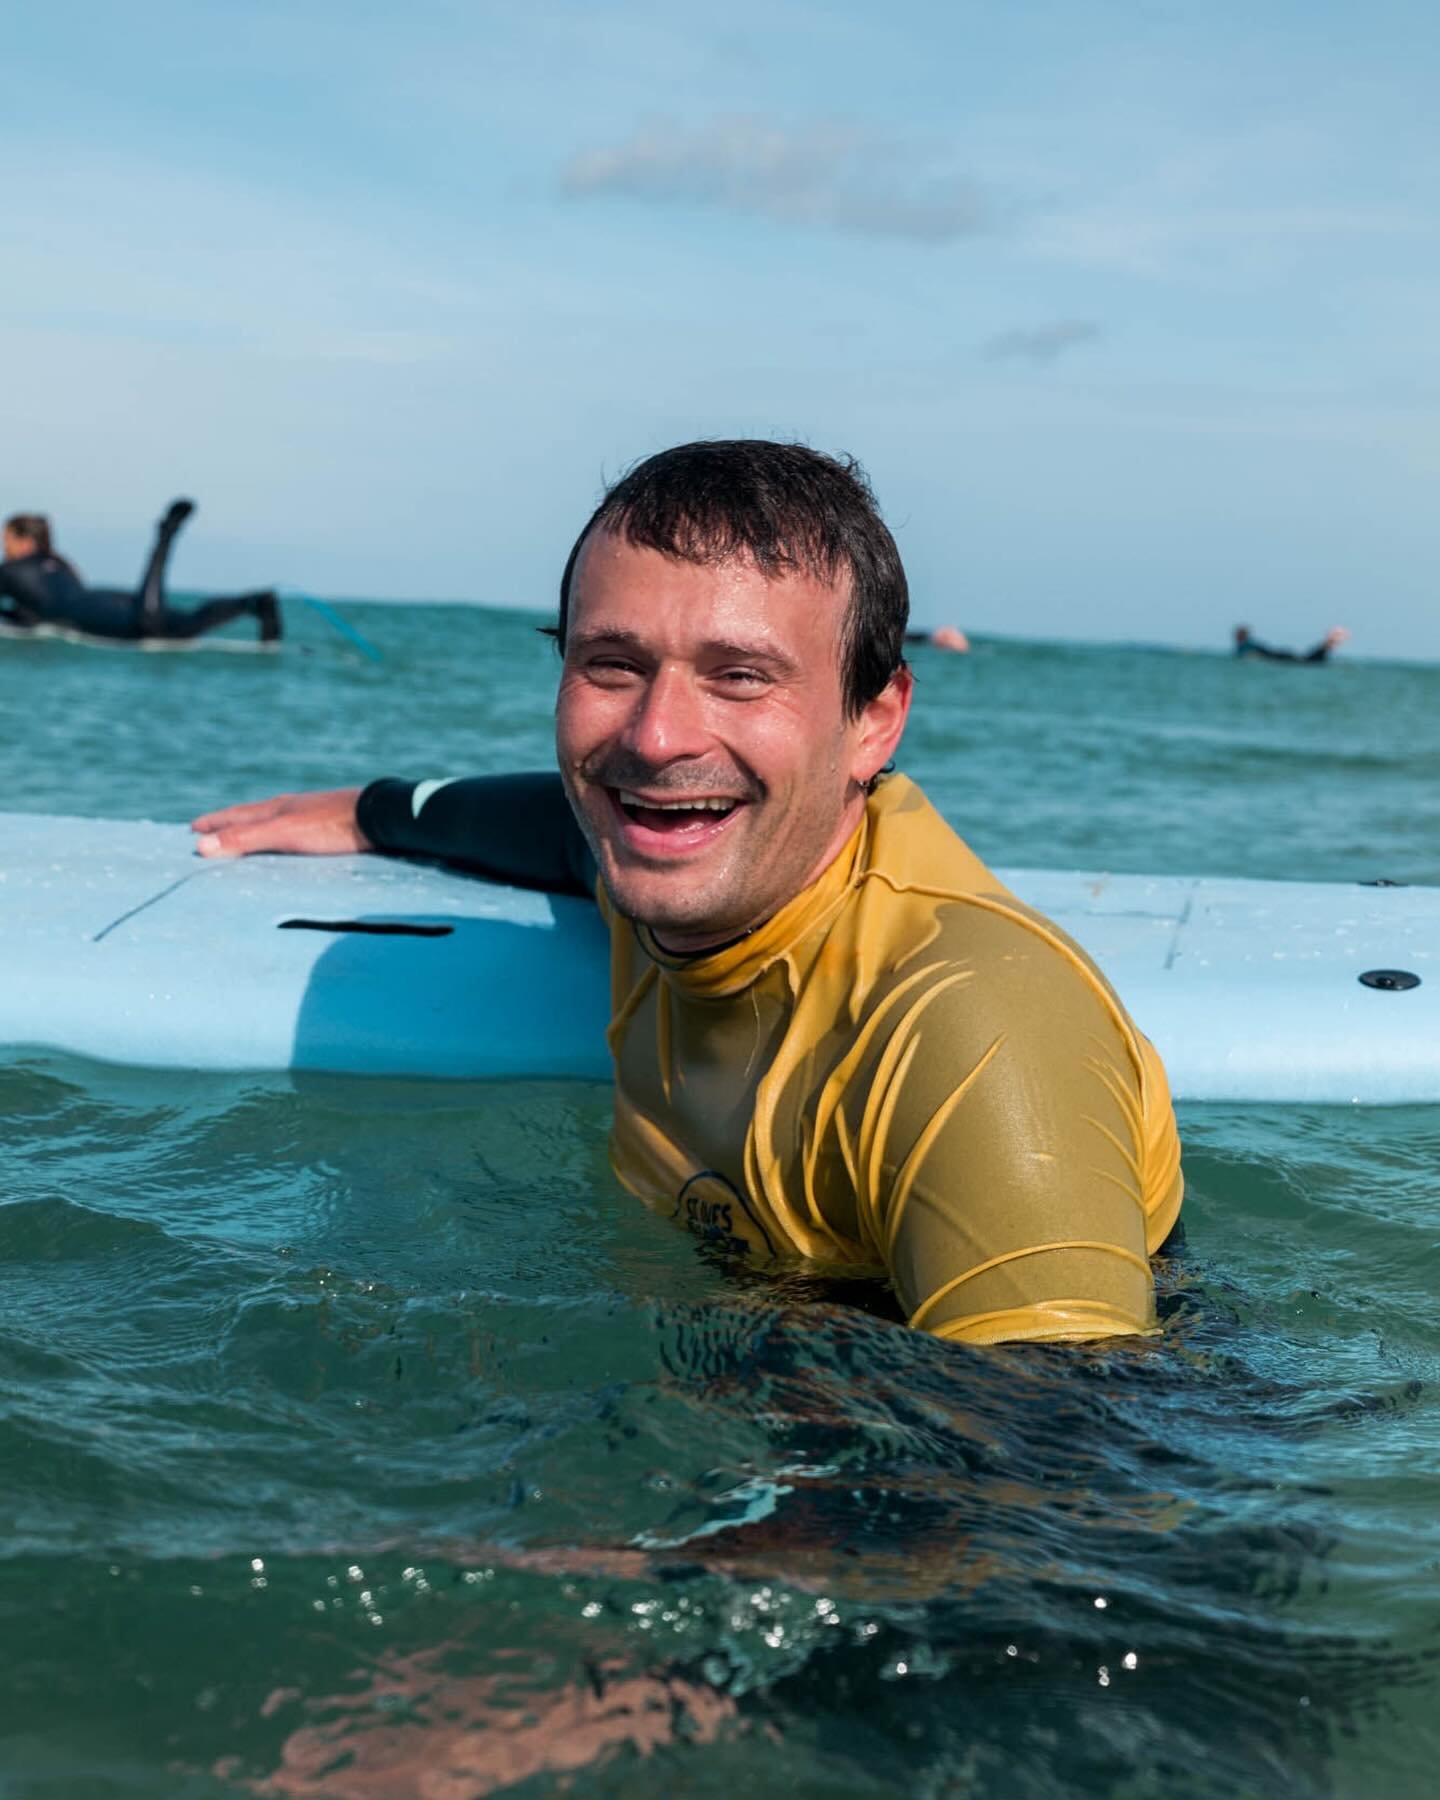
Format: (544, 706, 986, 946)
(278, 919, 455, 939)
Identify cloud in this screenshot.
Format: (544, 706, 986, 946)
(983, 320, 1102, 364)
(559, 115, 989, 243)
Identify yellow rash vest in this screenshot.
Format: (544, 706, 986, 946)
(600, 774, 1183, 1345)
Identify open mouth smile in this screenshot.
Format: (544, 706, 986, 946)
(606, 787, 747, 854)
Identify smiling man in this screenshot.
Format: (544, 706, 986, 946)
(194, 440, 1182, 1344)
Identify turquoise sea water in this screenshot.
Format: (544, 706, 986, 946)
(3, 606, 1439, 1797)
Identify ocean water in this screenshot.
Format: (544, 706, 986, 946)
(2, 605, 1439, 1798)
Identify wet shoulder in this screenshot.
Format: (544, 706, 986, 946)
(858, 776, 1137, 1054)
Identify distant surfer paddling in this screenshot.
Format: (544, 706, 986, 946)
(1233, 624, 1348, 663)
(0, 502, 281, 644)
(193, 440, 1183, 1345)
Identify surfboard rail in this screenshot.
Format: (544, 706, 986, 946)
(0, 812, 1434, 1103)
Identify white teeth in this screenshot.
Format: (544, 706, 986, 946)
(618, 791, 736, 813)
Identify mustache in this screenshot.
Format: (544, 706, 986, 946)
(578, 750, 761, 802)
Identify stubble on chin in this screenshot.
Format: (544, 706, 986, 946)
(601, 864, 726, 935)
(597, 831, 754, 937)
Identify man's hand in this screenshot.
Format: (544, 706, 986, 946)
(191, 788, 370, 859)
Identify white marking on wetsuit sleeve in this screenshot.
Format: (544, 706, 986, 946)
(411, 777, 461, 818)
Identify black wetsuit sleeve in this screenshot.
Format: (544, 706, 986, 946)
(1237, 640, 1298, 662)
(0, 561, 41, 623)
(0, 554, 93, 628)
(356, 771, 597, 899)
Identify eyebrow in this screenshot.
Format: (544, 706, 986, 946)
(567, 625, 803, 676)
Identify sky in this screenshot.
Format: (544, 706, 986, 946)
(4, 0, 1438, 655)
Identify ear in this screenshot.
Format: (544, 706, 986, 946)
(849, 666, 914, 787)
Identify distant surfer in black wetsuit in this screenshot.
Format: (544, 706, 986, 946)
(0, 503, 281, 644)
(1233, 624, 1348, 663)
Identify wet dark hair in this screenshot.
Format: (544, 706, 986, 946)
(5, 513, 54, 556)
(553, 440, 910, 715)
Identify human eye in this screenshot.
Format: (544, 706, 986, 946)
(582, 651, 644, 682)
(712, 665, 771, 693)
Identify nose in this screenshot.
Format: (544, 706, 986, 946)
(621, 662, 711, 765)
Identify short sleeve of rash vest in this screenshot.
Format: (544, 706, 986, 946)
(356, 771, 596, 897)
(864, 908, 1181, 1347)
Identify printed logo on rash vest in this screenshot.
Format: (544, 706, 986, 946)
(673, 1171, 776, 1259)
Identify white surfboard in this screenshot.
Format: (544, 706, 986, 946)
(0, 621, 278, 654)
(0, 812, 1434, 1103)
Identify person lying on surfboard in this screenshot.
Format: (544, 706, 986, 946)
(0, 503, 281, 644)
(193, 439, 1182, 1346)
(1233, 624, 1348, 663)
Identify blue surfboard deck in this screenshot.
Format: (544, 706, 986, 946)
(1, 812, 1435, 1103)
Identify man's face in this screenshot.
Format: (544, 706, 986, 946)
(3, 528, 36, 560)
(555, 530, 910, 950)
